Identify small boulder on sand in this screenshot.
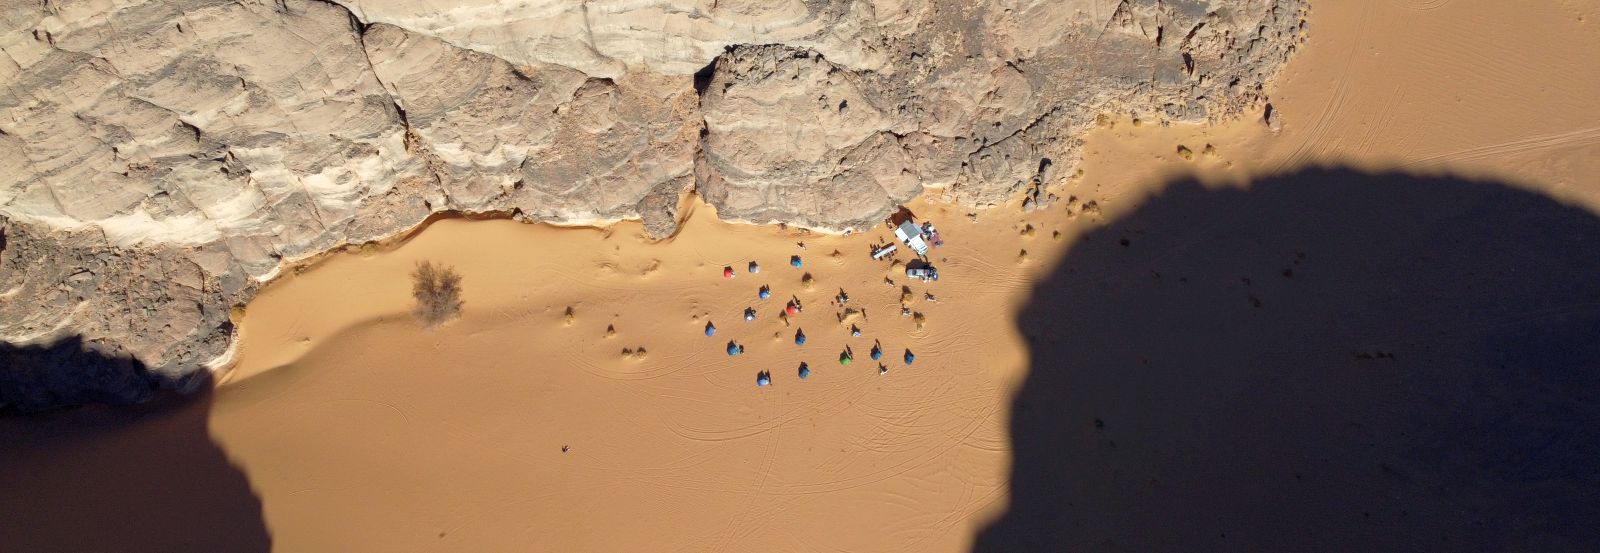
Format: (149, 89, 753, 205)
(1264, 103, 1283, 131)
(1176, 145, 1194, 160)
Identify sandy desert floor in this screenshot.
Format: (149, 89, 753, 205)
(4, 1, 1600, 551)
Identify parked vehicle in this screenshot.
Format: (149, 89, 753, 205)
(894, 221, 931, 256)
(905, 265, 939, 282)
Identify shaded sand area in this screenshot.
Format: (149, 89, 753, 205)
(5, 1, 1600, 551)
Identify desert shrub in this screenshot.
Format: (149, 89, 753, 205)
(411, 260, 462, 328)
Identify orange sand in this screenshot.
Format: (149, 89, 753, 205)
(208, 198, 1044, 551)
(4, 1, 1600, 550)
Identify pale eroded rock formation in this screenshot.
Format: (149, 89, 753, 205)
(0, 0, 1307, 410)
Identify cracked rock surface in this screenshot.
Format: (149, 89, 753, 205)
(1, 0, 1306, 410)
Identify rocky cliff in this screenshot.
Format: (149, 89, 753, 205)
(0, 0, 1306, 411)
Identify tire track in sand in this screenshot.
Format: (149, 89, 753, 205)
(1400, 125, 1600, 168)
(1273, 4, 1372, 173)
(1394, 0, 1454, 11)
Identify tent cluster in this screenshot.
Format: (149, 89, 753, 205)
(707, 251, 920, 388)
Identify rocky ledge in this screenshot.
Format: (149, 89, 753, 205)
(0, 0, 1306, 411)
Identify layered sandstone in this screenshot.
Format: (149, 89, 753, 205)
(0, 0, 1306, 410)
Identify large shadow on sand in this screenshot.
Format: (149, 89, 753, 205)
(973, 169, 1600, 552)
(0, 340, 269, 552)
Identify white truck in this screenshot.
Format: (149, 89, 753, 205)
(893, 221, 930, 256)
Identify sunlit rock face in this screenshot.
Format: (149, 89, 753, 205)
(0, 0, 1306, 408)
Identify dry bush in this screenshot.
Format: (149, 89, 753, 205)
(411, 261, 462, 328)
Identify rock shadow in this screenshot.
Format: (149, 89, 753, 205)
(973, 169, 1600, 552)
(0, 339, 269, 552)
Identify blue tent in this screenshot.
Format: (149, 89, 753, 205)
(903, 350, 916, 365)
(790, 255, 803, 268)
(870, 345, 883, 360)
(704, 322, 716, 336)
(727, 342, 743, 356)
(759, 286, 771, 299)
(795, 329, 806, 345)
(757, 372, 771, 387)
(798, 363, 811, 379)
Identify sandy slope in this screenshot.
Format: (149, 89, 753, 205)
(4, 1, 1600, 551)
